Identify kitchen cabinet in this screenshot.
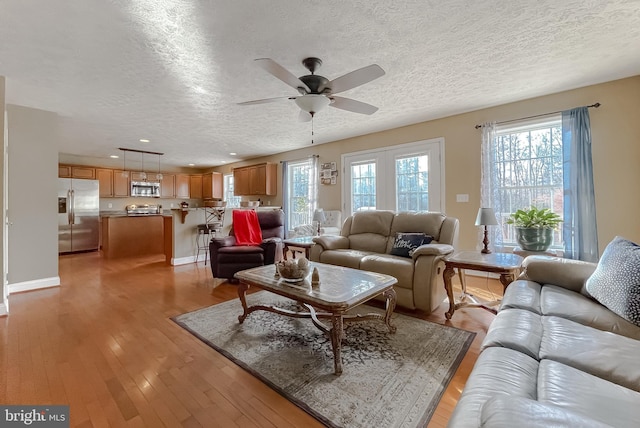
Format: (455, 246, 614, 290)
(175, 174, 190, 199)
(233, 163, 277, 196)
(190, 175, 203, 199)
(113, 170, 129, 197)
(202, 172, 223, 199)
(59, 165, 96, 179)
(96, 168, 113, 197)
(160, 174, 175, 198)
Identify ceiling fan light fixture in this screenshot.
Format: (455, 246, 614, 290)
(295, 95, 330, 114)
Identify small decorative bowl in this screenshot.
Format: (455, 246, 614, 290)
(276, 261, 311, 282)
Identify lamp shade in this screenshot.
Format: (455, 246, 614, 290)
(313, 208, 326, 224)
(475, 208, 498, 226)
(295, 95, 331, 114)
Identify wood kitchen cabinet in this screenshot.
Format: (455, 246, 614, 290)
(59, 164, 96, 179)
(202, 172, 223, 199)
(160, 174, 175, 198)
(113, 170, 130, 197)
(189, 175, 203, 199)
(96, 168, 113, 197)
(233, 163, 277, 196)
(175, 174, 190, 199)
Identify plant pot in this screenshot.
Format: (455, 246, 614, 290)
(515, 227, 554, 252)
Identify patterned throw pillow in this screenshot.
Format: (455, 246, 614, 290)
(585, 236, 640, 327)
(390, 233, 434, 258)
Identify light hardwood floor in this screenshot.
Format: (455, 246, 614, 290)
(0, 252, 502, 427)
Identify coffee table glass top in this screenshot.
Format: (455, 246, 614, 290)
(235, 262, 397, 308)
(283, 235, 316, 245)
(445, 251, 523, 269)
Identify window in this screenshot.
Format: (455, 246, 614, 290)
(283, 157, 318, 231)
(342, 138, 443, 216)
(490, 117, 564, 248)
(223, 174, 241, 208)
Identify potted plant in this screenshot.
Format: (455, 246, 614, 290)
(506, 207, 563, 252)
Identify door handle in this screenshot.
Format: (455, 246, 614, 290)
(69, 189, 75, 225)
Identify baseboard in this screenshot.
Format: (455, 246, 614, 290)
(172, 253, 209, 265)
(0, 301, 7, 316)
(8, 276, 61, 294)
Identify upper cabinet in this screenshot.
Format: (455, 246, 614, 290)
(59, 165, 96, 179)
(189, 175, 203, 199)
(96, 168, 114, 197)
(175, 174, 190, 199)
(160, 174, 176, 198)
(233, 163, 277, 196)
(202, 172, 223, 199)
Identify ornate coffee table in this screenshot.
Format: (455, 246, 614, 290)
(234, 262, 397, 375)
(443, 251, 523, 319)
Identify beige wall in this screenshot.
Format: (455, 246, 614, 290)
(217, 76, 640, 254)
(7, 105, 59, 285)
(0, 77, 6, 312)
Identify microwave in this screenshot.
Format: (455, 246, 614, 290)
(131, 181, 160, 198)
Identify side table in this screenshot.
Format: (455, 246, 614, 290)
(443, 251, 523, 319)
(283, 236, 316, 260)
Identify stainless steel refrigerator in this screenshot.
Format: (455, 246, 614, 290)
(58, 178, 100, 253)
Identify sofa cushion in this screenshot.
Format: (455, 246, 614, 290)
(317, 249, 376, 269)
(540, 316, 640, 392)
(586, 236, 640, 327)
(360, 254, 414, 290)
(538, 360, 640, 428)
(480, 396, 614, 428)
(481, 309, 543, 360)
(539, 284, 640, 340)
(389, 232, 433, 257)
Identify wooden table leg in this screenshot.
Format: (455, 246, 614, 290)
(382, 288, 397, 333)
(330, 314, 344, 375)
(443, 264, 456, 320)
(499, 271, 516, 293)
(237, 282, 250, 323)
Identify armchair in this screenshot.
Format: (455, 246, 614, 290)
(209, 209, 285, 281)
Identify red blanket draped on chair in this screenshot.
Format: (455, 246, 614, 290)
(232, 210, 263, 246)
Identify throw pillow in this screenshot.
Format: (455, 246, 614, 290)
(585, 236, 640, 327)
(390, 233, 434, 258)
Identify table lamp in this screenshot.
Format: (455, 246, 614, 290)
(313, 209, 326, 235)
(475, 207, 498, 254)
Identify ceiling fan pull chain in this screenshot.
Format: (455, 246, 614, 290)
(311, 116, 315, 144)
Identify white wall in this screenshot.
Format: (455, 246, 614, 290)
(7, 105, 59, 290)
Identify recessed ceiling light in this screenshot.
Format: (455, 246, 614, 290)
(139, 139, 150, 143)
(188, 163, 195, 166)
(229, 152, 237, 156)
(221, 161, 227, 164)
(110, 155, 119, 159)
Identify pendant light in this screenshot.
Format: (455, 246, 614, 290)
(156, 153, 163, 181)
(121, 149, 129, 178)
(140, 152, 147, 181)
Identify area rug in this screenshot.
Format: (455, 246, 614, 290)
(172, 291, 475, 428)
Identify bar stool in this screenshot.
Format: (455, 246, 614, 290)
(196, 224, 217, 265)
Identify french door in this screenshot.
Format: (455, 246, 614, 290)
(342, 138, 444, 216)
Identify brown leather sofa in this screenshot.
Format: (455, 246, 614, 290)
(209, 209, 285, 281)
(309, 210, 459, 314)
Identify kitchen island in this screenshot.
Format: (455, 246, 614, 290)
(101, 214, 165, 259)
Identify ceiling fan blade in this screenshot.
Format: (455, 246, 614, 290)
(329, 64, 385, 94)
(330, 96, 379, 115)
(298, 110, 312, 122)
(237, 96, 291, 105)
(255, 58, 311, 93)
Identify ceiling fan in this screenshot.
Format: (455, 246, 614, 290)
(238, 57, 385, 122)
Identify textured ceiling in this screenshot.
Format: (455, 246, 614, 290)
(1, 0, 639, 167)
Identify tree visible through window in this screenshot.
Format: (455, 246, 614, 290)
(492, 118, 564, 247)
(286, 159, 316, 229)
(351, 162, 376, 212)
(396, 155, 429, 211)
(223, 174, 241, 208)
